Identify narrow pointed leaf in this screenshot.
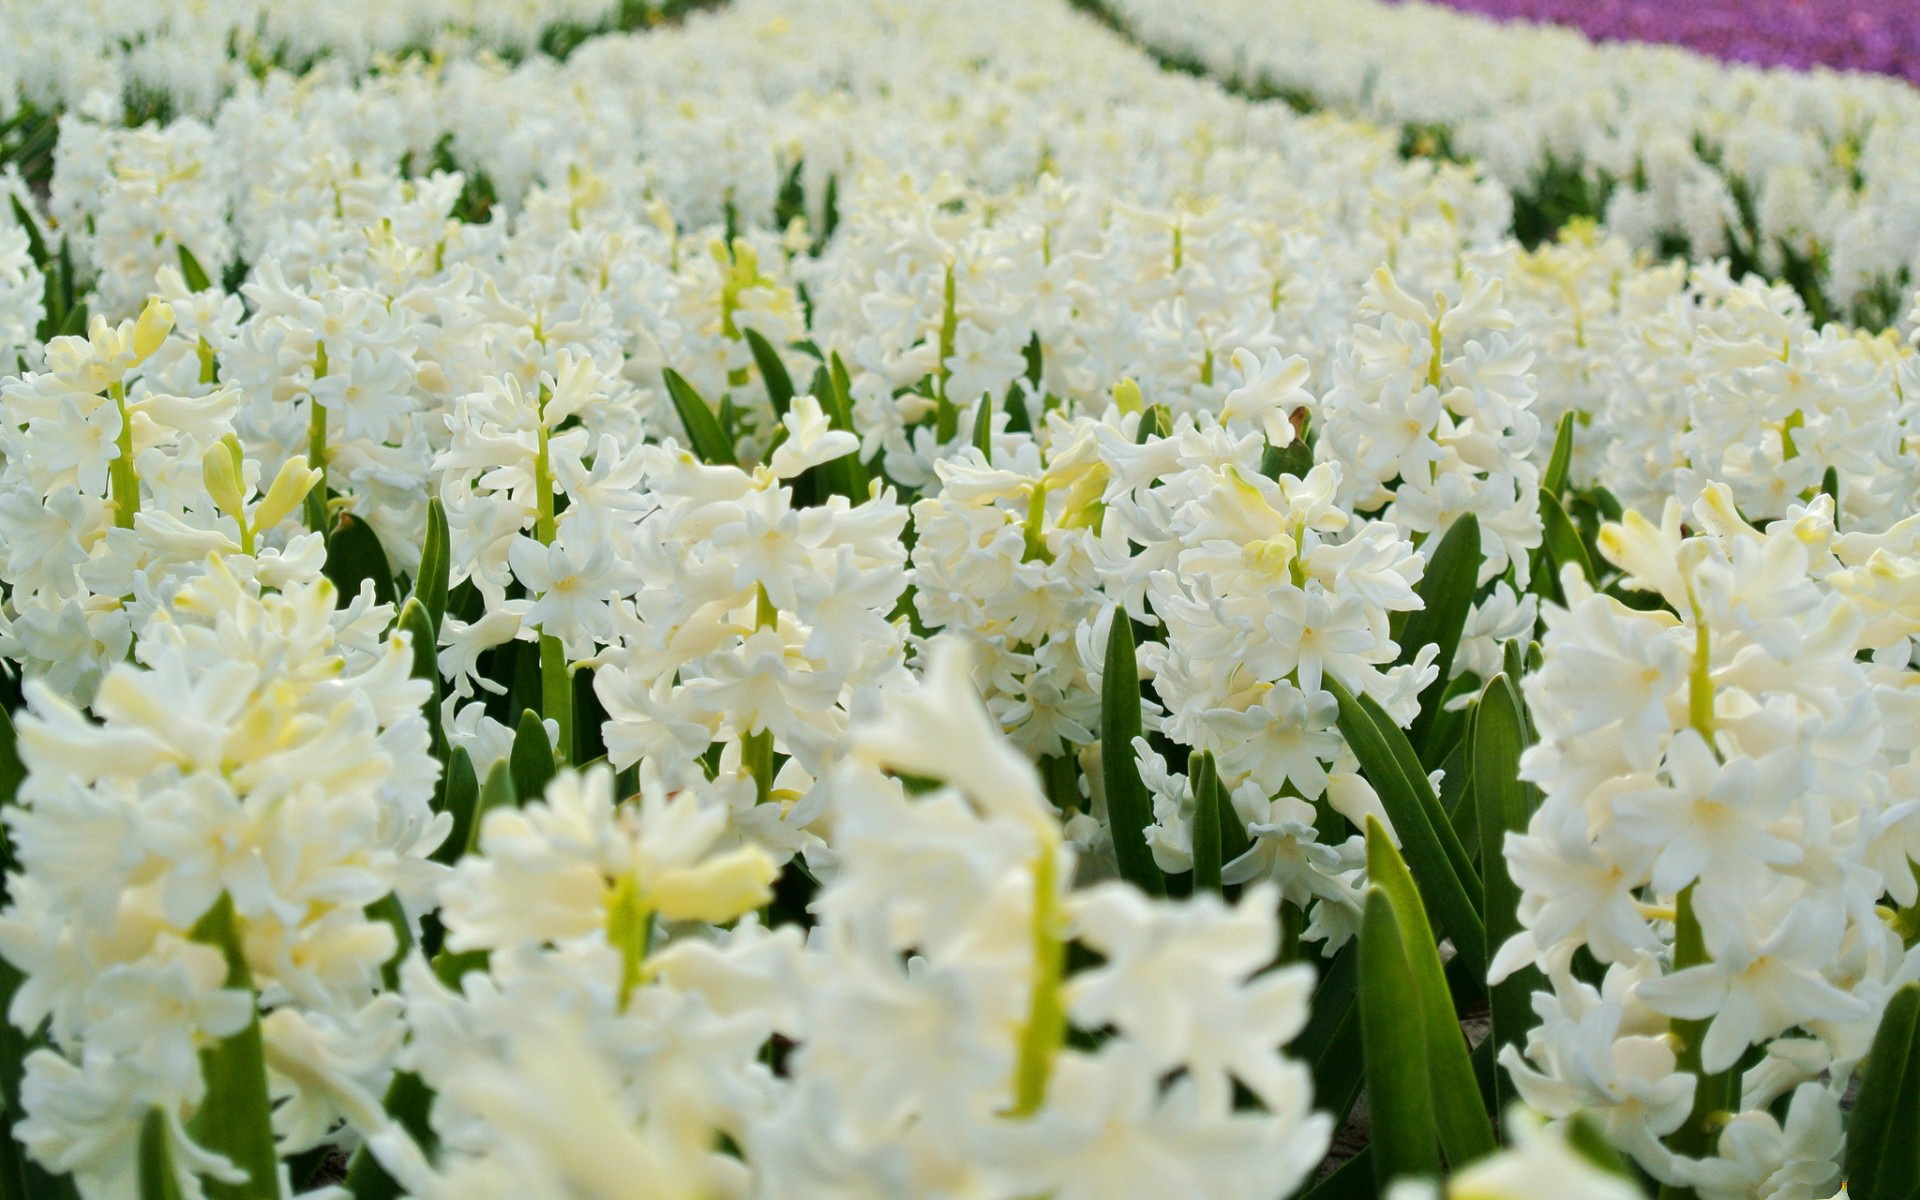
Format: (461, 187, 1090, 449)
(1189, 752, 1222, 893)
(1365, 819, 1497, 1170)
(7, 197, 47, 269)
(1359, 888, 1442, 1188)
(821, 353, 870, 499)
(1473, 674, 1543, 1115)
(510, 709, 555, 805)
(186, 895, 277, 1200)
(1847, 981, 1920, 1200)
(176, 245, 213, 293)
(1541, 410, 1575, 499)
(742, 328, 794, 418)
(396, 599, 445, 767)
(433, 746, 480, 867)
(411, 498, 450, 635)
(1299, 945, 1364, 1131)
(971, 393, 994, 458)
(661, 368, 737, 466)
(1356, 686, 1481, 903)
(1099, 613, 1163, 895)
(1326, 675, 1486, 979)
(1540, 490, 1595, 588)
(470, 760, 516, 854)
(138, 1110, 186, 1200)
(1398, 512, 1481, 750)
(322, 513, 396, 609)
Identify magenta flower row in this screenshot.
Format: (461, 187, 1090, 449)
(1390, 0, 1920, 86)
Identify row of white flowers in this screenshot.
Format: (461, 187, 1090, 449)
(0, 0, 1912, 1197)
(1093, 0, 1920, 325)
(0, 0, 626, 122)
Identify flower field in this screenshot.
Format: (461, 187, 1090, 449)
(0, 1, 1915, 1198)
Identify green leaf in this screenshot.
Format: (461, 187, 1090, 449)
(1539, 490, 1595, 588)
(1365, 819, 1497, 1170)
(0, 954, 76, 1200)
(396, 599, 445, 767)
(1297, 944, 1364, 1130)
(1847, 981, 1920, 1200)
(0, 709, 21, 898)
(364, 893, 412, 992)
(55, 299, 86, 339)
(1359, 888, 1442, 1188)
(1134, 404, 1164, 444)
(433, 746, 479, 867)
(510, 709, 556, 806)
(411, 498, 450, 635)
(470, 760, 516, 854)
(1541, 410, 1575, 499)
(186, 895, 278, 1200)
(1188, 752, 1222, 893)
(1820, 465, 1840, 511)
(1298, 1145, 1372, 1200)
(1472, 674, 1543, 1115)
(175, 245, 213, 293)
(971, 392, 994, 458)
(344, 1070, 437, 1200)
(1398, 512, 1480, 751)
(1326, 675, 1486, 979)
(742, 328, 794, 418)
(1259, 435, 1313, 482)
(661, 368, 737, 466)
(820, 353, 870, 500)
(322, 513, 396, 609)
(1098, 613, 1163, 896)
(7, 197, 48, 270)
(138, 1109, 186, 1200)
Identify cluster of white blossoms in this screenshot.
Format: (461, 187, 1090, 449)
(1097, 0, 1920, 320)
(0, 559, 441, 1195)
(1495, 486, 1920, 1198)
(0, 0, 1918, 1196)
(0, 0, 626, 121)
(362, 646, 1332, 1200)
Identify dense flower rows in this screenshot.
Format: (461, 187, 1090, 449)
(1092, 0, 1920, 326)
(0, 0, 1917, 1198)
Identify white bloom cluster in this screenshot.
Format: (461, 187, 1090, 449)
(1494, 488, 1920, 1198)
(1097, 0, 1920, 321)
(0, 0, 624, 120)
(377, 647, 1330, 1200)
(0, 560, 441, 1197)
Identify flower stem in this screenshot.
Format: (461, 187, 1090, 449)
(743, 585, 778, 804)
(306, 341, 330, 531)
(108, 381, 139, 528)
(935, 263, 959, 442)
(1659, 884, 1736, 1199)
(534, 384, 572, 764)
(606, 874, 654, 1012)
(1009, 839, 1066, 1116)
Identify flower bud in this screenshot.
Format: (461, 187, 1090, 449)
(254, 454, 324, 532)
(202, 434, 249, 525)
(132, 298, 176, 363)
